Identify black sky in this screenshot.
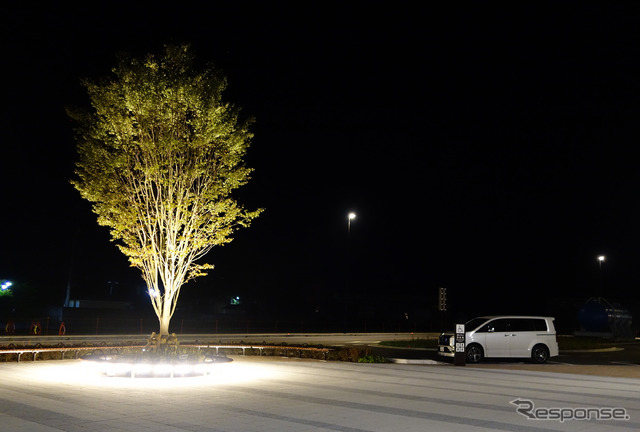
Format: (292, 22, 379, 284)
(2, 2, 640, 327)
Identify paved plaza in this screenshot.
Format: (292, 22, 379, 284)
(0, 356, 639, 431)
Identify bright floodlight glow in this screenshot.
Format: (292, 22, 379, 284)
(20, 358, 282, 390)
(598, 255, 605, 262)
(348, 212, 356, 220)
(174, 363, 194, 376)
(133, 362, 154, 375)
(1, 281, 12, 291)
(153, 363, 174, 376)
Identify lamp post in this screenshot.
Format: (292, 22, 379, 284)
(598, 255, 605, 293)
(344, 212, 356, 331)
(348, 212, 356, 238)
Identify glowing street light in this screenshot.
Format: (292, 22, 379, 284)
(345, 212, 357, 330)
(598, 255, 605, 292)
(0, 280, 13, 298)
(348, 212, 356, 236)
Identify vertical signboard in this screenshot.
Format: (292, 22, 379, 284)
(454, 323, 466, 366)
(438, 287, 447, 311)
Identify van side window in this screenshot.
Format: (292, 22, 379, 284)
(532, 319, 548, 331)
(509, 319, 534, 331)
(484, 319, 508, 332)
(476, 324, 491, 333)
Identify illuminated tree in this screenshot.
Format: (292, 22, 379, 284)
(70, 45, 261, 338)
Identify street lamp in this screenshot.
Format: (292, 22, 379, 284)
(598, 255, 605, 293)
(347, 212, 356, 236)
(345, 212, 357, 331)
(0, 280, 12, 297)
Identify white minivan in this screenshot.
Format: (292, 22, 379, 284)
(438, 316, 559, 363)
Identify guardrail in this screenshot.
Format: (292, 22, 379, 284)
(0, 342, 331, 363)
(0, 344, 133, 362)
(0, 332, 434, 363)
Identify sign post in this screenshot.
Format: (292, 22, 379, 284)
(454, 323, 466, 366)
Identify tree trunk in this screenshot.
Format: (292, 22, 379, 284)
(158, 311, 171, 337)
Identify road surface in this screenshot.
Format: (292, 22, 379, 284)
(0, 356, 638, 431)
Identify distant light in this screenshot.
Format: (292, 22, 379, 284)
(348, 212, 356, 220)
(598, 256, 605, 262)
(1, 281, 12, 291)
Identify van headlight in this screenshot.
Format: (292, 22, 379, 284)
(439, 334, 455, 346)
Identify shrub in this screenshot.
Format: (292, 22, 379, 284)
(357, 354, 387, 363)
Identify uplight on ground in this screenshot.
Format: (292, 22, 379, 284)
(19, 357, 283, 389)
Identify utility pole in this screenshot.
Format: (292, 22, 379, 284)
(438, 287, 447, 331)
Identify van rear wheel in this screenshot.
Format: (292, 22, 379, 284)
(531, 344, 550, 363)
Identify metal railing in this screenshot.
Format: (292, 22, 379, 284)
(0, 340, 331, 363)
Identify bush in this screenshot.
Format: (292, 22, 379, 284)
(357, 354, 387, 363)
(323, 346, 387, 363)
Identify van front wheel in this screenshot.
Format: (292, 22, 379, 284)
(466, 344, 484, 363)
(531, 344, 550, 364)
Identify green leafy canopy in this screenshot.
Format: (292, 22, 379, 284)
(69, 44, 262, 298)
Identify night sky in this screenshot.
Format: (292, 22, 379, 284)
(2, 2, 640, 330)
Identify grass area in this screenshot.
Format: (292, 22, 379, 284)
(379, 338, 438, 349)
(557, 336, 621, 350)
(379, 336, 625, 351)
